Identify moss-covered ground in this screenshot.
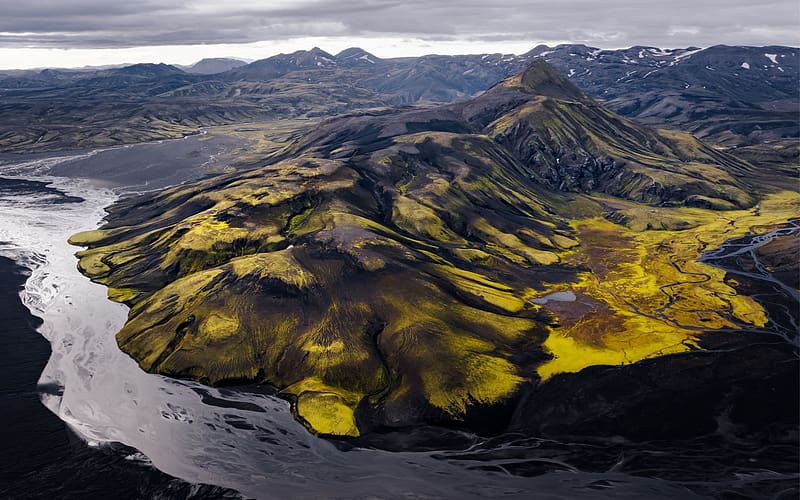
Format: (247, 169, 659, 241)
(69, 62, 799, 438)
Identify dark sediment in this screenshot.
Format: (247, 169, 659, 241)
(46, 133, 242, 191)
(509, 336, 799, 441)
(0, 256, 240, 499)
(0, 177, 84, 203)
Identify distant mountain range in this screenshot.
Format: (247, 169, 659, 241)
(179, 58, 248, 74)
(0, 44, 796, 160)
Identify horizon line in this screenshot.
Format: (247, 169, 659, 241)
(1, 37, 798, 71)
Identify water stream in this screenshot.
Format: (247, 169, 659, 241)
(0, 150, 793, 499)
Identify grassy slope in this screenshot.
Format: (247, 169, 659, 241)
(69, 62, 799, 438)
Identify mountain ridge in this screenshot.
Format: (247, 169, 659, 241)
(1, 43, 795, 157)
(67, 60, 792, 440)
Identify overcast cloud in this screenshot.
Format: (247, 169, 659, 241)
(0, 0, 797, 68)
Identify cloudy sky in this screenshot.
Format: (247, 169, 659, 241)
(0, 0, 798, 69)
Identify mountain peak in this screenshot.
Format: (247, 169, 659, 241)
(522, 44, 551, 57)
(115, 63, 185, 77)
(186, 58, 247, 74)
(335, 47, 381, 65)
(336, 47, 367, 57)
(516, 59, 588, 101)
(306, 46, 334, 58)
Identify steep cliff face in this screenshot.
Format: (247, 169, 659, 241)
(70, 61, 795, 439)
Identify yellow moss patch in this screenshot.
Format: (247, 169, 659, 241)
(452, 248, 495, 265)
(429, 263, 526, 313)
(230, 251, 316, 289)
(107, 287, 140, 303)
(75, 250, 111, 278)
(68, 229, 108, 246)
(550, 233, 580, 249)
(174, 218, 242, 251)
(519, 228, 556, 249)
(329, 211, 436, 251)
(198, 313, 240, 340)
(302, 338, 346, 354)
(431, 264, 514, 292)
(376, 280, 534, 419)
(295, 392, 360, 437)
(464, 353, 525, 405)
(128, 267, 224, 323)
(285, 204, 314, 234)
(472, 217, 561, 266)
(284, 377, 362, 401)
(520, 248, 560, 265)
(392, 195, 465, 244)
(538, 314, 690, 380)
(537, 191, 798, 379)
(422, 348, 524, 415)
(286, 377, 363, 437)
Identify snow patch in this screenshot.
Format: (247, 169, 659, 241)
(670, 48, 703, 66)
(616, 70, 638, 82)
(648, 48, 673, 57)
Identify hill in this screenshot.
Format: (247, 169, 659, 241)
(69, 61, 798, 441)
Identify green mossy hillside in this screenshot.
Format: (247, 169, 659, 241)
(70, 61, 787, 438)
(71, 128, 576, 437)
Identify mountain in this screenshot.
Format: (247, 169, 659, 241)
(460, 60, 754, 208)
(108, 63, 186, 78)
(69, 61, 797, 441)
(225, 47, 339, 80)
(335, 47, 382, 67)
(73, 64, 196, 94)
(183, 58, 247, 74)
(543, 44, 799, 147)
(226, 43, 797, 149)
(0, 44, 796, 163)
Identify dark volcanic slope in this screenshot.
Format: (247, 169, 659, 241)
(69, 62, 770, 439)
